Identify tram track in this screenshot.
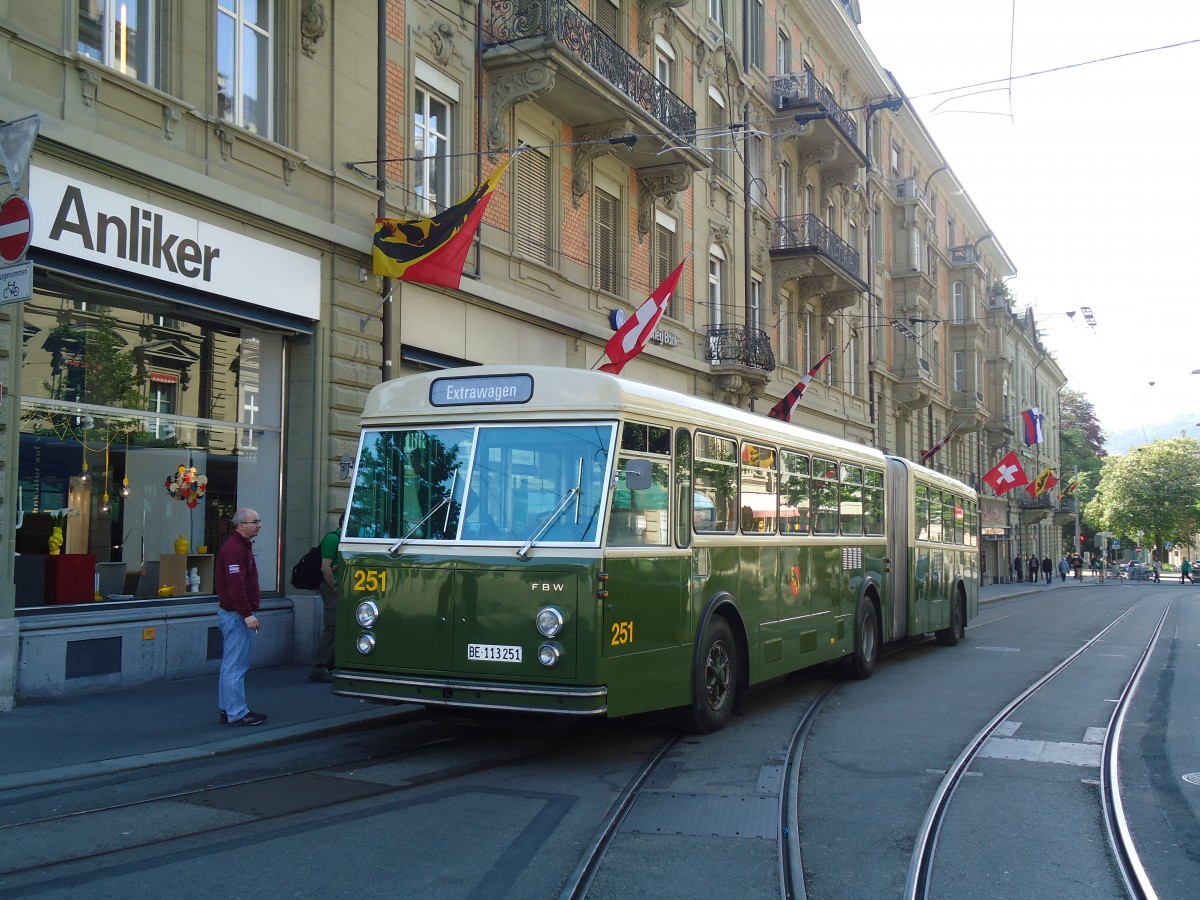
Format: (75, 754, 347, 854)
(902, 597, 1171, 900)
(0, 718, 666, 892)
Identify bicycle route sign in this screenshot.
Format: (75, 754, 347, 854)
(0, 194, 33, 262)
(0, 260, 32, 305)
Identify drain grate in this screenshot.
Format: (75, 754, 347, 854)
(1183, 773, 1200, 787)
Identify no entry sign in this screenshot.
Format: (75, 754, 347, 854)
(0, 194, 33, 263)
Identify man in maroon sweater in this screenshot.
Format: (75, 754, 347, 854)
(216, 508, 266, 726)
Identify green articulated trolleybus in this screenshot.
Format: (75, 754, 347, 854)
(332, 365, 979, 733)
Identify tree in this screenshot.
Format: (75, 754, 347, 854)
(1085, 438, 1200, 561)
(1059, 388, 1105, 548)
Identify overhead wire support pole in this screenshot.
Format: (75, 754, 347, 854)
(377, 0, 393, 382)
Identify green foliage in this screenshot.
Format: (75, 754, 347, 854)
(1085, 437, 1200, 558)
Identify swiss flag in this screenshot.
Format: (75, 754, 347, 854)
(599, 260, 687, 375)
(983, 450, 1029, 495)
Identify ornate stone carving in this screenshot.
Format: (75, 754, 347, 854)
(78, 66, 101, 106)
(417, 21, 455, 65)
(215, 126, 234, 161)
(282, 157, 298, 186)
(487, 65, 556, 154)
(821, 291, 860, 316)
(793, 275, 837, 303)
(636, 164, 690, 237)
(572, 122, 636, 207)
(708, 222, 731, 252)
(637, 0, 686, 53)
(162, 104, 182, 141)
(796, 143, 840, 173)
(301, 0, 328, 58)
(771, 257, 817, 285)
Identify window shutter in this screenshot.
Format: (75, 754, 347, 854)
(594, 189, 620, 293)
(515, 149, 552, 265)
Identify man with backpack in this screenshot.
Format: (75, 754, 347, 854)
(309, 513, 344, 683)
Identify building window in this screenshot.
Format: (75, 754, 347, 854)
(778, 291, 794, 369)
(954, 350, 966, 392)
(952, 281, 966, 323)
(847, 333, 858, 395)
(708, 88, 728, 178)
(414, 87, 452, 215)
(18, 281, 286, 606)
(78, 0, 158, 86)
(654, 35, 675, 90)
(149, 376, 176, 439)
(777, 162, 791, 220)
(515, 145, 553, 265)
(824, 323, 837, 386)
(217, 0, 274, 138)
(594, 0, 619, 40)
(708, 247, 724, 328)
(749, 0, 765, 69)
(777, 28, 791, 74)
(749, 274, 762, 333)
(749, 135, 766, 206)
(890, 143, 901, 181)
(593, 187, 621, 294)
(708, 0, 724, 26)
(653, 211, 679, 318)
(803, 311, 815, 370)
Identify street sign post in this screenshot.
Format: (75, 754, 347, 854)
(0, 260, 33, 305)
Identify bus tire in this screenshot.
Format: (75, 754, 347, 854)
(684, 617, 737, 734)
(846, 596, 879, 680)
(936, 590, 965, 646)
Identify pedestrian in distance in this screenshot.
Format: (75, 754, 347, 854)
(1028, 554, 1039, 584)
(1013, 556, 1023, 583)
(309, 512, 344, 684)
(1151, 553, 1161, 584)
(216, 508, 267, 726)
(1041, 555, 1053, 585)
(1073, 555, 1083, 580)
(1182, 558, 1193, 584)
(1058, 556, 1070, 582)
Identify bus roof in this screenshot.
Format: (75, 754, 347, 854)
(363, 365, 889, 468)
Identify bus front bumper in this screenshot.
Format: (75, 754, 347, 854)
(331, 670, 608, 716)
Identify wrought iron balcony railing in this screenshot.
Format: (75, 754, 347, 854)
(704, 325, 776, 372)
(769, 71, 859, 147)
(770, 214, 861, 279)
(483, 0, 696, 137)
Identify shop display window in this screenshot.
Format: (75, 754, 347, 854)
(14, 274, 282, 607)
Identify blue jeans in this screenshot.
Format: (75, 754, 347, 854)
(218, 609, 253, 721)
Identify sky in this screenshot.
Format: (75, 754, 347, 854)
(858, 1, 1200, 448)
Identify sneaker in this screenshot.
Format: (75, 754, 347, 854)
(228, 711, 268, 726)
(219, 711, 228, 724)
(308, 669, 333, 683)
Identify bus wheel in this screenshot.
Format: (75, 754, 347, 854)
(936, 592, 965, 646)
(846, 597, 879, 680)
(685, 617, 737, 734)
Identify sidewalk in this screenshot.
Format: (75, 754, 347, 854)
(0, 576, 1100, 792)
(0, 664, 420, 791)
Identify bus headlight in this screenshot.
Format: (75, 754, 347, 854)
(535, 606, 565, 638)
(356, 600, 380, 628)
(537, 642, 562, 667)
(356, 632, 377, 655)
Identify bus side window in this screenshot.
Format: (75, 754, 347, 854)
(779, 450, 809, 533)
(694, 432, 737, 533)
(606, 456, 670, 547)
(916, 484, 930, 541)
(811, 456, 839, 534)
(675, 428, 691, 547)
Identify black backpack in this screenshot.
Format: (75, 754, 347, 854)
(290, 544, 324, 590)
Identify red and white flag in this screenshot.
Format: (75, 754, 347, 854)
(920, 426, 959, 464)
(599, 259, 687, 375)
(982, 450, 1029, 495)
(766, 352, 833, 423)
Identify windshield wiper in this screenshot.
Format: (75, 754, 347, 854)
(516, 458, 583, 559)
(389, 472, 457, 554)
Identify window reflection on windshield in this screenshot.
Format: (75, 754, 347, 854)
(347, 423, 614, 544)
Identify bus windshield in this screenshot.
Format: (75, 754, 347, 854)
(346, 422, 615, 545)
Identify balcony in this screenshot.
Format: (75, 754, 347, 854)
(892, 351, 937, 410)
(950, 389, 988, 433)
(481, 0, 705, 174)
(770, 72, 863, 163)
(894, 176, 933, 214)
(948, 245, 989, 279)
(704, 325, 775, 405)
(769, 214, 866, 306)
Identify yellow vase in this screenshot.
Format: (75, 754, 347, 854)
(47, 526, 64, 555)
(174, 534, 190, 555)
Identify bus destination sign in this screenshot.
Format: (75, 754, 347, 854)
(430, 373, 534, 407)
